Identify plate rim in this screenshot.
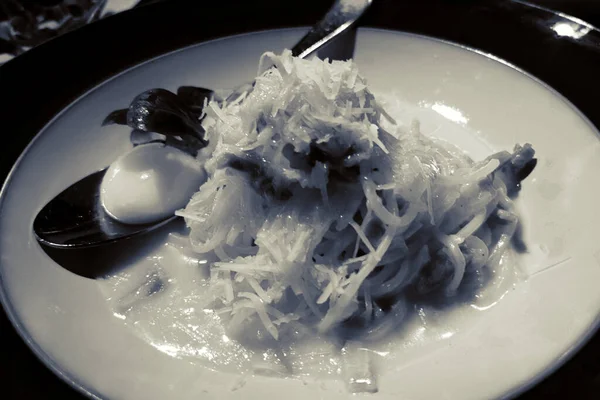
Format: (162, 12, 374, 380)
(1, 0, 600, 398)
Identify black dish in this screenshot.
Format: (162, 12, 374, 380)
(1, 0, 599, 398)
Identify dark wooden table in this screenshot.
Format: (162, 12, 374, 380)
(1, 1, 599, 399)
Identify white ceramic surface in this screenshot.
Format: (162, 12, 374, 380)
(1, 28, 599, 400)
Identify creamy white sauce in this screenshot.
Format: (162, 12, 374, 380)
(98, 103, 523, 380)
(98, 234, 519, 380)
(100, 143, 206, 225)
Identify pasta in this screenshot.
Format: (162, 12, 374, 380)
(174, 50, 536, 366)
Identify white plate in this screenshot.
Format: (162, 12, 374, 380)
(1, 28, 599, 400)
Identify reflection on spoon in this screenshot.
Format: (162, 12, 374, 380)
(34, 143, 206, 249)
(101, 143, 205, 225)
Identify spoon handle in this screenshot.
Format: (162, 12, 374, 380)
(291, 0, 373, 59)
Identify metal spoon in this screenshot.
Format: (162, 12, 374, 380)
(33, 0, 373, 249)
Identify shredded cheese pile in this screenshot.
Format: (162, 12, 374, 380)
(175, 50, 535, 344)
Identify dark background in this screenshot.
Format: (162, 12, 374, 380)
(1, 0, 599, 399)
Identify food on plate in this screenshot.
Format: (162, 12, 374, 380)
(178, 50, 536, 336)
(102, 50, 536, 392)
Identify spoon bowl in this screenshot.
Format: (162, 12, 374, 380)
(33, 167, 179, 249)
